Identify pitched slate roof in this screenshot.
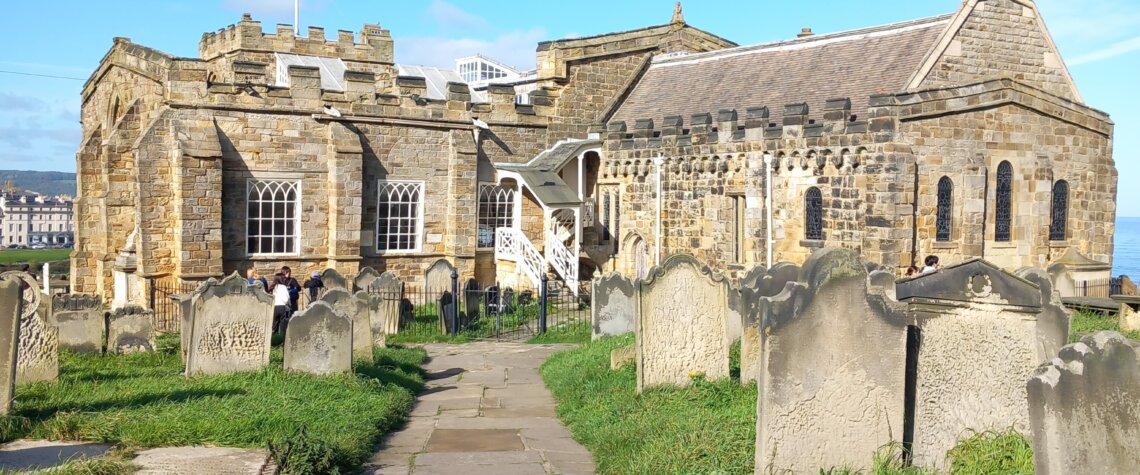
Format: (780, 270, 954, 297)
(610, 15, 952, 127)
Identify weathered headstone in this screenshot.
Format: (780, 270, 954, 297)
(320, 268, 348, 291)
(897, 258, 1041, 468)
(186, 273, 273, 376)
(373, 272, 402, 336)
(756, 248, 906, 473)
(1112, 294, 1140, 333)
(636, 254, 731, 392)
(1015, 267, 1072, 361)
(610, 345, 635, 370)
(463, 279, 480, 326)
(591, 273, 636, 340)
(353, 291, 381, 354)
(0, 276, 21, 414)
(424, 259, 455, 294)
(50, 294, 104, 354)
(1027, 331, 1140, 475)
(2, 271, 58, 385)
(737, 263, 801, 384)
(107, 305, 155, 353)
(438, 291, 455, 334)
(353, 266, 381, 293)
(283, 301, 352, 375)
(320, 289, 372, 362)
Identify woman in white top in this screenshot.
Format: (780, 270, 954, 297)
(270, 274, 291, 334)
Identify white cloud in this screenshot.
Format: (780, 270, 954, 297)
(395, 28, 547, 71)
(427, 0, 490, 32)
(1069, 36, 1140, 66)
(1037, 0, 1140, 47)
(0, 93, 49, 112)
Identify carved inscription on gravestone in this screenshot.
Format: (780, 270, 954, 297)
(2, 271, 58, 385)
(51, 294, 104, 354)
(187, 273, 273, 376)
(108, 305, 155, 353)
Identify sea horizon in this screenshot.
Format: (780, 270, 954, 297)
(1114, 216, 1140, 278)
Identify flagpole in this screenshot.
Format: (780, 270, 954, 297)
(294, 0, 299, 34)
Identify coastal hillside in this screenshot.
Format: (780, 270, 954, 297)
(0, 169, 77, 197)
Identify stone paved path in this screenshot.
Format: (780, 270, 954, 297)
(362, 342, 595, 475)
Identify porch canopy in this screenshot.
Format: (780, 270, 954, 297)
(493, 138, 601, 208)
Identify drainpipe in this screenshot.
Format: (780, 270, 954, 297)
(654, 154, 664, 265)
(763, 152, 773, 268)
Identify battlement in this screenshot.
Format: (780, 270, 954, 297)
(199, 13, 393, 64)
(605, 95, 899, 145)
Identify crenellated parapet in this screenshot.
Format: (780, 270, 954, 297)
(199, 13, 393, 64)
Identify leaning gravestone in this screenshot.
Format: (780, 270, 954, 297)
(591, 273, 636, 340)
(320, 289, 372, 362)
(2, 271, 58, 385)
(107, 305, 155, 353)
(0, 275, 21, 414)
(50, 294, 104, 354)
(373, 272, 402, 336)
(1015, 267, 1072, 361)
(1027, 331, 1140, 474)
(320, 268, 348, 291)
(756, 248, 906, 473)
(424, 259, 455, 295)
(896, 258, 1041, 468)
(186, 273, 273, 376)
(353, 291, 382, 353)
(353, 266, 382, 293)
(284, 301, 352, 375)
(737, 263, 801, 384)
(636, 254, 731, 392)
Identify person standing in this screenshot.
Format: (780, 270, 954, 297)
(281, 266, 301, 316)
(246, 268, 268, 292)
(269, 273, 291, 334)
(303, 271, 324, 305)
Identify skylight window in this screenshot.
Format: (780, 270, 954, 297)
(274, 53, 347, 91)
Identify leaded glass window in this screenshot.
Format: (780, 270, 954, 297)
(995, 161, 1013, 242)
(1050, 180, 1069, 241)
(805, 187, 823, 241)
(602, 191, 612, 241)
(377, 181, 424, 252)
(936, 176, 953, 242)
(246, 180, 300, 255)
(477, 183, 515, 249)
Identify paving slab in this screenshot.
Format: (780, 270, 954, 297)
(132, 447, 270, 475)
(0, 440, 112, 471)
(362, 342, 595, 475)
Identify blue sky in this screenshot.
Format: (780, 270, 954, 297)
(1, 0, 1137, 213)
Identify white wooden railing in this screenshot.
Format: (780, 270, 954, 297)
(495, 228, 544, 288)
(546, 232, 578, 297)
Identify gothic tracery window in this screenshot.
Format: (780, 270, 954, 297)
(1050, 180, 1069, 241)
(995, 161, 1013, 242)
(477, 183, 515, 249)
(805, 187, 823, 241)
(246, 180, 300, 255)
(377, 181, 424, 252)
(936, 176, 953, 242)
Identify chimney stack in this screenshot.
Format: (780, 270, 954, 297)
(798, 27, 814, 38)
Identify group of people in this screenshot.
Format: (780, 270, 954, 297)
(245, 266, 325, 334)
(904, 255, 942, 277)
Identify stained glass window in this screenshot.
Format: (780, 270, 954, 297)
(936, 177, 953, 242)
(1050, 180, 1068, 241)
(805, 187, 823, 240)
(995, 161, 1013, 242)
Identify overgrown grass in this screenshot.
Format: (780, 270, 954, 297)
(1, 338, 426, 473)
(541, 334, 757, 474)
(0, 248, 71, 265)
(1069, 310, 1140, 342)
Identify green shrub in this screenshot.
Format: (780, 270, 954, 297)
(268, 426, 339, 475)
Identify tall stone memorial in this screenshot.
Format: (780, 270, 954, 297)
(636, 254, 731, 392)
(50, 294, 104, 354)
(320, 289, 372, 362)
(896, 259, 1042, 468)
(0, 276, 21, 414)
(1027, 331, 1140, 475)
(737, 263, 800, 384)
(2, 271, 58, 385)
(186, 273, 273, 376)
(107, 305, 156, 353)
(284, 301, 353, 375)
(755, 248, 907, 473)
(591, 273, 636, 340)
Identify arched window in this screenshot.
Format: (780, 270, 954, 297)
(805, 187, 823, 240)
(246, 180, 300, 255)
(1050, 180, 1069, 241)
(477, 183, 515, 249)
(995, 161, 1013, 242)
(936, 177, 953, 242)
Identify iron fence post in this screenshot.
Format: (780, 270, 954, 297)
(539, 275, 548, 334)
(148, 277, 156, 311)
(450, 271, 459, 336)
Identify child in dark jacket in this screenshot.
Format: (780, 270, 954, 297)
(303, 271, 324, 304)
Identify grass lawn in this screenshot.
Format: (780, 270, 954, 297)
(1, 334, 426, 473)
(0, 248, 71, 265)
(1069, 310, 1140, 342)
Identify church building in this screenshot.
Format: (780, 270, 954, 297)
(72, 0, 1116, 302)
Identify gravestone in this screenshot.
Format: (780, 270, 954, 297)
(438, 291, 455, 334)
(107, 305, 155, 353)
(1027, 331, 1140, 474)
(611, 345, 635, 370)
(897, 258, 1042, 468)
(353, 291, 381, 354)
(756, 248, 907, 473)
(320, 268, 348, 291)
(1015, 267, 1072, 361)
(463, 279, 480, 326)
(284, 301, 352, 375)
(2, 271, 58, 385)
(186, 273, 273, 376)
(319, 289, 372, 362)
(0, 276, 21, 414)
(738, 263, 801, 384)
(50, 294, 104, 354)
(373, 272, 402, 336)
(1112, 294, 1140, 333)
(424, 259, 455, 294)
(591, 273, 636, 340)
(353, 266, 381, 293)
(636, 254, 731, 392)
(176, 279, 216, 363)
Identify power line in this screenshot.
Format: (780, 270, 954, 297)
(0, 70, 85, 81)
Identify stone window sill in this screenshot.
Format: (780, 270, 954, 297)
(1049, 240, 1071, 249)
(800, 239, 824, 249)
(932, 242, 957, 250)
(989, 242, 1017, 249)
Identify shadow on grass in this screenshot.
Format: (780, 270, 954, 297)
(16, 388, 248, 420)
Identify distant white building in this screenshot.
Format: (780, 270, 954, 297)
(395, 54, 537, 104)
(1, 192, 74, 247)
